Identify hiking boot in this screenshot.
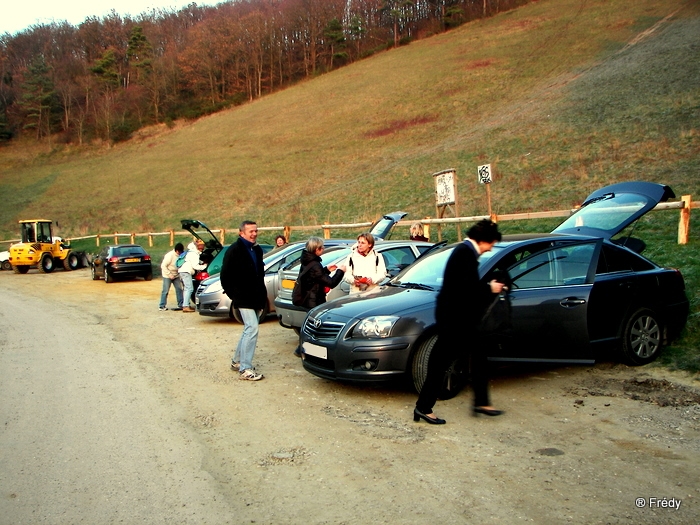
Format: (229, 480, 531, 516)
(239, 369, 264, 381)
(172, 307, 183, 311)
(182, 306, 195, 313)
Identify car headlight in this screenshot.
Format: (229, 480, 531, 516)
(201, 279, 223, 294)
(354, 316, 399, 338)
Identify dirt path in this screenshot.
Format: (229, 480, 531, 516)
(1, 269, 698, 524)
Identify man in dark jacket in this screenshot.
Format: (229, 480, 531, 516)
(414, 219, 505, 424)
(221, 220, 267, 381)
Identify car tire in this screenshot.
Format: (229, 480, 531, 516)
(64, 252, 79, 271)
(105, 269, 114, 283)
(144, 271, 153, 281)
(13, 265, 29, 274)
(39, 254, 54, 273)
(411, 333, 468, 400)
(621, 307, 663, 365)
(1, 260, 11, 271)
(91, 265, 100, 280)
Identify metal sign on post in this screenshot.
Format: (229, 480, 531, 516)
(477, 164, 494, 220)
(433, 168, 461, 241)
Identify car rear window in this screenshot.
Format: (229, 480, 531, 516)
(596, 244, 655, 274)
(112, 246, 146, 257)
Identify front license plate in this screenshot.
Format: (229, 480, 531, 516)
(302, 342, 327, 359)
(281, 279, 296, 290)
(124, 258, 140, 263)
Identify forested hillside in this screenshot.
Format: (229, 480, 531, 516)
(0, 0, 526, 143)
(0, 0, 697, 241)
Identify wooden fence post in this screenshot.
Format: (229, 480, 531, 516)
(97, 235, 101, 247)
(323, 227, 330, 239)
(148, 234, 153, 247)
(169, 230, 174, 246)
(113, 233, 118, 244)
(130, 233, 135, 244)
(220, 229, 226, 245)
(679, 195, 691, 245)
(284, 225, 291, 242)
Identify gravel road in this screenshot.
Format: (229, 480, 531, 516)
(1, 268, 698, 524)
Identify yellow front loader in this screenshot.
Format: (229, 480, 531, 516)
(9, 220, 86, 274)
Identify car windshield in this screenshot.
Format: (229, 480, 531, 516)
(555, 193, 648, 234)
(390, 243, 505, 290)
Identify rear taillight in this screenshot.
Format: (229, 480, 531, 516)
(108, 256, 119, 263)
(197, 271, 210, 281)
(143, 255, 151, 261)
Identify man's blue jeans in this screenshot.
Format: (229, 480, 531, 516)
(160, 275, 183, 308)
(234, 308, 260, 371)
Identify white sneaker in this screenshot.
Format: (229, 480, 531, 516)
(158, 306, 168, 311)
(230, 361, 240, 371)
(239, 369, 264, 381)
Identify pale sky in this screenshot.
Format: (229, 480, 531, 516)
(2, 1, 213, 36)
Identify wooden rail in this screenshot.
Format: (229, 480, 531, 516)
(1, 196, 695, 247)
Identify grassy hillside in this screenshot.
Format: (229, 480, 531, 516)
(1, 0, 697, 240)
(1, 0, 698, 371)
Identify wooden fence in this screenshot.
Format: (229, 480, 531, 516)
(0, 195, 695, 248)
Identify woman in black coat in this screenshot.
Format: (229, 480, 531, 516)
(293, 237, 346, 356)
(298, 237, 346, 308)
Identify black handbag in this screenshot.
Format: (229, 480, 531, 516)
(291, 264, 313, 307)
(478, 292, 512, 334)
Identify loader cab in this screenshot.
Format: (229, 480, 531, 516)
(20, 220, 53, 244)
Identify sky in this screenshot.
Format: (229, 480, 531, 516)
(2, 1, 212, 36)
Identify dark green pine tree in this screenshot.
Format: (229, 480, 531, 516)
(20, 57, 57, 140)
(126, 26, 154, 84)
(324, 18, 348, 71)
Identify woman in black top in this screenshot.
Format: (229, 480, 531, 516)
(298, 237, 346, 309)
(294, 237, 346, 356)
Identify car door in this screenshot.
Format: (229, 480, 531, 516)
(94, 246, 109, 277)
(493, 240, 601, 362)
(586, 242, 658, 347)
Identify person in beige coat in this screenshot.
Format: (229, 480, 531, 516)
(159, 243, 184, 311)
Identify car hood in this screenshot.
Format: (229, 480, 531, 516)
(552, 181, 674, 239)
(181, 219, 224, 253)
(309, 286, 433, 322)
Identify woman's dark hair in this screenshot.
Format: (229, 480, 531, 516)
(467, 219, 502, 243)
